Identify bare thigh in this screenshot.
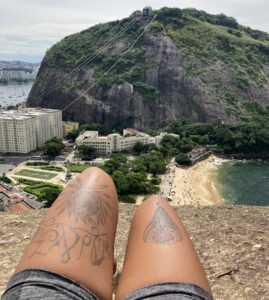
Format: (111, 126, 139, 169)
(15, 167, 118, 300)
(116, 195, 211, 299)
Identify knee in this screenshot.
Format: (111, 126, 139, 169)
(137, 195, 167, 213)
(144, 194, 167, 205)
(81, 166, 114, 183)
(82, 166, 109, 177)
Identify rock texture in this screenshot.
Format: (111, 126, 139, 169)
(26, 9, 269, 132)
(1, 204, 269, 299)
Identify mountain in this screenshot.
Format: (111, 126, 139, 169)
(26, 7, 269, 131)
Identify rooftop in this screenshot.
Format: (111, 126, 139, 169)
(0, 108, 61, 120)
(0, 182, 43, 212)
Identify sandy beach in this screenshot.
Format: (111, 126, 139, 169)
(167, 155, 227, 206)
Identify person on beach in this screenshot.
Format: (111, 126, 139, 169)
(3, 167, 213, 300)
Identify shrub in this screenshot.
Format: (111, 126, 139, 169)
(119, 195, 136, 204)
(26, 161, 49, 166)
(24, 183, 63, 207)
(235, 76, 249, 90)
(0, 175, 12, 184)
(40, 166, 64, 172)
(133, 82, 160, 101)
(148, 21, 164, 34)
(17, 178, 42, 185)
(175, 153, 192, 165)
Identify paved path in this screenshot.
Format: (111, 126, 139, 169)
(159, 159, 176, 204)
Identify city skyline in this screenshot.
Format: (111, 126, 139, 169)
(1, 0, 269, 63)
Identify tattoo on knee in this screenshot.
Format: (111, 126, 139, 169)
(28, 175, 113, 266)
(29, 217, 110, 265)
(55, 175, 112, 226)
(143, 203, 183, 244)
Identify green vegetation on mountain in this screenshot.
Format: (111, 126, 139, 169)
(28, 7, 269, 130)
(165, 110, 269, 156)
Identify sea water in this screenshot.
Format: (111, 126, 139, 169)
(216, 161, 269, 206)
(0, 82, 33, 108)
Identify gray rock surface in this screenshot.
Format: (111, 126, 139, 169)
(1, 204, 269, 299)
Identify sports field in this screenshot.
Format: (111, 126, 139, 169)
(15, 169, 57, 180)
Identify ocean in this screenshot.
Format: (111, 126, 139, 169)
(216, 161, 269, 206)
(0, 82, 33, 108)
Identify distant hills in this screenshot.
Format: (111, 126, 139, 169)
(27, 7, 269, 131)
(0, 61, 40, 70)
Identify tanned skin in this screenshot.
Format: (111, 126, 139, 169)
(14, 168, 211, 300)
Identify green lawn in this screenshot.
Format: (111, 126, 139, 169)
(66, 163, 93, 173)
(24, 183, 63, 205)
(24, 183, 62, 197)
(15, 169, 57, 180)
(39, 165, 65, 172)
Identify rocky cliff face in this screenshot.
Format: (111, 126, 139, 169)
(27, 8, 269, 131)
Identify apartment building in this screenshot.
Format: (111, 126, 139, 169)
(0, 108, 63, 155)
(76, 129, 153, 155)
(0, 114, 37, 155)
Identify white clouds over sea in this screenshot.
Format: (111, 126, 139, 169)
(1, 0, 269, 62)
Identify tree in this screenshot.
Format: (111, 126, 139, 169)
(133, 141, 145, 154)
(43, 138, 65, 157)
(175, 153, 192, 166)
(178, 138, 194, 153)
(131, 159, 147, 173)
(66, 129, 79, 142)
(103, 154, 128, 175)
(140, 151, 167, 175)
(79, 123, 103, 133)
(40, 187, 62, 207)
(112, 170, 129, 194)
(0, 174, 12, 184)
(77, 145, 95, 158)
(126, 172, 148, 194)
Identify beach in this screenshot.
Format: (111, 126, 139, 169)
(163, 156, 226, 206)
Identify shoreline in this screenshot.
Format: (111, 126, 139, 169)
(170, 155, 228, 206)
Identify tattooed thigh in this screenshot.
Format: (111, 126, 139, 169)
(55, 175, 112, 226)
(143, 203, 183, 245)
(29, 217, 110, 266)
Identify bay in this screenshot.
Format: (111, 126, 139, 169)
(0, 82, 33, 108)
(216, 161, 269, 206)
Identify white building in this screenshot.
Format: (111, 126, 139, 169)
(76, 129, 153, 155)
(0, 115, 37, 155)
(0, 69, 37, 81)
(0, 108, 63, 155)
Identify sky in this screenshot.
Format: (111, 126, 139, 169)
(1, 0, 269, 63)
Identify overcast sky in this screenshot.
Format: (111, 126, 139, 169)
(1, 0, 269, 63)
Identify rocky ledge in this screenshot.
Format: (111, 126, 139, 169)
(0, 204, 269, 299)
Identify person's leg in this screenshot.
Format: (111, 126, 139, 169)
(116, 195, 211, 299)
(15, 167, 118, 300)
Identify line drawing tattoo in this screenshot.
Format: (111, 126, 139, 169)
(55, 175, 111, 226)
(143, 203, 182, 244)
(29, 217, 110, 265)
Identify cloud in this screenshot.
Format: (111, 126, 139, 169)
(0, 0, 269, 62)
